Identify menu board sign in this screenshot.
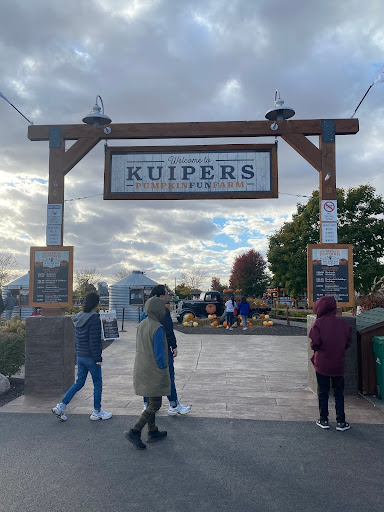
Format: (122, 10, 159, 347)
(100, 310, 120, 340)
(307, 244, 354, 307)
(29, 246, 73, 307)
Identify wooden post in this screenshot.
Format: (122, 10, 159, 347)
(286, 303, 290, 326)
(319, 120, 337, 242)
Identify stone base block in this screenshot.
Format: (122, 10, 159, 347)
(307, 314, 358, 396)
(25, 316, 75, 395)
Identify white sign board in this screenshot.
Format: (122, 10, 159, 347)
(321, 222, 338, 244)
(46, 225, 62, 246)
(321, 200, 337, 222)
(47, 204, 63, 225)
(100, 310, 120, 341)
(104, 145, 278, 200)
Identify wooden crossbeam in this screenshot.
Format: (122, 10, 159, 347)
(28, 119, 359, 141)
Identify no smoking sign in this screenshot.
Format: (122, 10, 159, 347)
(321, 200, 337, 221)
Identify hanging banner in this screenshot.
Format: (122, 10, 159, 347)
(307, 244, 354, 307)
(104, 144, 278, 200)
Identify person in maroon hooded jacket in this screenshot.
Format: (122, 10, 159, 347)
(309, 295, 352, 431)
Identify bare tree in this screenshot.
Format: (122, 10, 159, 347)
(114, 267, 132, 282)
(180, 265, 206, 290)
(74, 267, 101, 288)
(0, 252, 18, 289)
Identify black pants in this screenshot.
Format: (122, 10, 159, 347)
(316, 372, 345, 423)
(134, 396, 162, 432)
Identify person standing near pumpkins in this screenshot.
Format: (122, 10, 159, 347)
(125, 296, 171, 450)
(225, 295, 237, 331)
(238, 296, 250, 330)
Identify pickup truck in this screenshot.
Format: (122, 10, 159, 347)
(176, 291, 271, 323)
(176, 291, 224, 323)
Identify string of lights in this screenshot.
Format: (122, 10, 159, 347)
(64, 191, 314, 202)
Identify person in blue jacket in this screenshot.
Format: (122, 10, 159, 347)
(52, 292, 112, 422)
(141, 285, 191, 415)
(238, 296, 250, 331)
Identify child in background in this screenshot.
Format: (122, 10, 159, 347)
(309, 295, 352, 431)
(238, 296, 250, 330)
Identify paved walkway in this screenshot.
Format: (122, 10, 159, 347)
(2, 324, 384, 512)
(2, 323, 384, 424)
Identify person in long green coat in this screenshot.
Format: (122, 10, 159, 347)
(125, 296, 171, 450)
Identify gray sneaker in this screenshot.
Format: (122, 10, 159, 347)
(90, 409, 113, 421)
(316, 419, 330, 429)
(336, 422, 350, 431)
(168, 403, 191, 416)
(52, 404, 67, 421)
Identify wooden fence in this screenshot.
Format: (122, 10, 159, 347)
(270, 304, 314, 326)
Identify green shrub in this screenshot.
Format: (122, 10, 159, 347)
(65, 305, 82, 315)
(0, 331, 25, 378)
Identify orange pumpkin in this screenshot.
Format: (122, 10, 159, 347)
(228, 288, 233, 293)
(188, 313, 194, 320)
(223, 321, 227, 328)
(236, 289, 241, 293)
(260, 314, 265, 319)
(205, 303, 217, 314)
(213, 321, 218, 326)
(223, 289, 228, 293)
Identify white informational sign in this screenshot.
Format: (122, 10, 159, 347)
(47, 204, 63, 225)
(100, 310, 120, 341)
(312, 247, 348, 266)
(321, 222, 338, 244)
(321, 200, 337, 222)
(106, 146, 277, 199)
(46, 225, 61, 246)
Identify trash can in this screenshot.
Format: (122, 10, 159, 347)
(372, 336, 384, 400)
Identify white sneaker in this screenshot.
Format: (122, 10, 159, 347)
(243, 327, 248, 330)
(226, 326, 229, 330)
(90, 409, 113, 420)
(229, 327, 233, 330)
(52, 404, 67, 421)
(168, 403, 192, 416)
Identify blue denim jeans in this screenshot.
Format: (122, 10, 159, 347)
(226, 312, 234, 326)
(62, 357, 102, 411)
(144, 347, 177, 406)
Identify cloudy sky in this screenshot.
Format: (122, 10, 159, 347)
(1, 0, 384, 290)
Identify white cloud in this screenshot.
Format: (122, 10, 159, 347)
(0, 0, 383, 289)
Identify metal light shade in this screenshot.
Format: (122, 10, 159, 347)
(82, 95, 112, 127)
(265, 90, 295, 122)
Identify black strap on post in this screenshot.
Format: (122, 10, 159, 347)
(120, 307, 126, 332)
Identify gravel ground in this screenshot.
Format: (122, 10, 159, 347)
(0, 378, 24, 407)
(174, 323, 307, 336)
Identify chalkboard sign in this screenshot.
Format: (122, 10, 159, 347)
(29, 246, 73, 307)
(100, 310, 120, 341)
(18, 290, 29, 307)
(307, 244, 354, 307)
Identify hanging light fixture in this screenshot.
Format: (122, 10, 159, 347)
(82, 95, 112, 127)
(265, 90, 295, 130)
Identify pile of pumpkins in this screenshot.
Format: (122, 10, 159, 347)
(182, 313, 199, 327)
(259, 314, 274, 326)
(181, 312, 274, 328)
